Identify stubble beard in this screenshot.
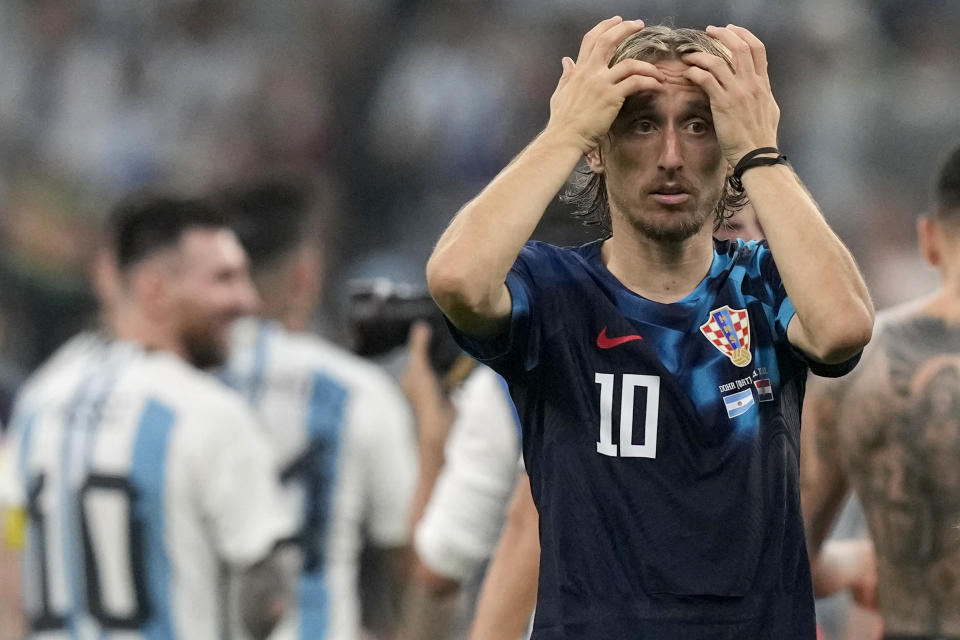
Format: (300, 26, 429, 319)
(631, 209, 710, 243)
(181, 323, 229, 370)
(611, 196, 715, 244)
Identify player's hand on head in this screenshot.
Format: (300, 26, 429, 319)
(546, 16, 665, 154)
(680, 24, 780, 167)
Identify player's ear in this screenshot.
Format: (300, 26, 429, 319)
(130, 256, 177, 318)
(585, 147, 605, 174)
(917, 214, 940, 268)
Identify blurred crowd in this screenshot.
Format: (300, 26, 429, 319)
(0, 3, 958, 638)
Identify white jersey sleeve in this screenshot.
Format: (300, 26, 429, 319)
(354, 372, 417, 548)
(190, 399, 293, 567)
(0, 429, 22, 511)
(414, 366, 522, 581)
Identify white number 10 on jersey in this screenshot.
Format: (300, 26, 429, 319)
(595, 373, 660, 458)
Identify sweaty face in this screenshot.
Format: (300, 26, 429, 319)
(170, 228, 259, 368)
(595, 59, 728, 242)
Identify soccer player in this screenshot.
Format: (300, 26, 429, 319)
(0, 194, 296, 639)
(218, 178, 417, 640)
(462, 202, 769, 640)
(426, 18, 873, 639)
(802, 144, 960, 638)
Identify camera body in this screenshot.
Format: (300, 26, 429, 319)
(345, 279, 464, 375)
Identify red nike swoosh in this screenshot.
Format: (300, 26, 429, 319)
(596, 327, 643, 349)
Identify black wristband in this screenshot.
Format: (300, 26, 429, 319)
(729, 147, 788, 192)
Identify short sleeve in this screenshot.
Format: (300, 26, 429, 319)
(0, 432, 21, 511)
(196, 405, 295, 568)
(445, 243, 543, 376)
(0, 405, 34, 511)
(358, 376, 418, 547)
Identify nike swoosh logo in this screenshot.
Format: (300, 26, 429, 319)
(596, 327, 643, 349)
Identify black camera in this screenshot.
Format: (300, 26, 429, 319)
(345, 279, 465, 375)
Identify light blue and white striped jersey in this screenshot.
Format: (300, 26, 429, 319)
(223, 318, 417, 640)
(2, 333, 294, 640)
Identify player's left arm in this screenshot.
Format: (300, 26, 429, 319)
(683, 25, 873, 365)
(0, 434, 27, 640)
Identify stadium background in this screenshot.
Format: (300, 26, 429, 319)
(0, 0, 958, 396)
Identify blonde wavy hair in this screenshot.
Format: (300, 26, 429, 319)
(561, 25, 745, 236)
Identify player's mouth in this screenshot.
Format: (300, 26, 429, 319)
(649, 184, 691, 206)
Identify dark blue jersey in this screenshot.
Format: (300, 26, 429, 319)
(448, 238, 859, 639)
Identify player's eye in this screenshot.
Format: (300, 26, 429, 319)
(634, 120, 655, 133)
(686, 119, 709, 134)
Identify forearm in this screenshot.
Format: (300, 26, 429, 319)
(744, 165, 873, 361)
(398, 560, 461, 640)
(0, 548, 24, 640)
(238, 548, 298, 640)
(408, 442, 446, 532)
(426, 129, 584, 335)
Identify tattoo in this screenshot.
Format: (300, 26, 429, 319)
(834, 314, 960, 634)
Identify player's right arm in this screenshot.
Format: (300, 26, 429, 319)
(426, 17, 662, 337)
(0, 432, 26, 640)
(196, 402, 298, 639)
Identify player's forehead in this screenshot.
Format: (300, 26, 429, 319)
(620, 58, 709, 112)
(177, 227, 247, 271)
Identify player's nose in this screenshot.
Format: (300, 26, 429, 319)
(657, 125, 684, 171)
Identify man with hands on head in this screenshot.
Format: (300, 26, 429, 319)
(427, 17, 873, 640)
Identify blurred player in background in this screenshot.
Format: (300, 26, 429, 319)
(219, 178, 417, 640)
(803, 144, 960, 639)
(0, 194, 296, 639)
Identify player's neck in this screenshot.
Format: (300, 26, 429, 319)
(601, 226, 715, 303)
(923, 266, 960, 325)
(113, 304, 190, 362)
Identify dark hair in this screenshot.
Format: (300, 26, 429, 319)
(561, 25, 746, 236)
(108, 194, 229, 271)
(936, 144, 960, 220)
(218, 180, 315, 272)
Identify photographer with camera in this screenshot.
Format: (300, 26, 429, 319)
(218, 178, 418, 640)
(348, 285, 523, 640)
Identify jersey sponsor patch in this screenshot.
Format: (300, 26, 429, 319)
(754, 378, 774, 402)
(723, 388, 755, 418)
(700, 305, 752, 367)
